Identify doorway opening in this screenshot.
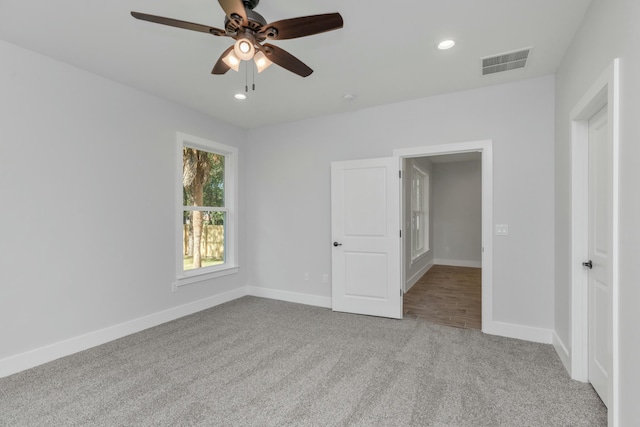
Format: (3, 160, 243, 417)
(402, 152, 482, 329)
(394, 140, 493, 333)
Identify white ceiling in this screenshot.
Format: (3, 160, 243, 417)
(0, 0, 592, 129)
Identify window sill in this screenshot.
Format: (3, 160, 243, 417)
(174, 265, 239, 289)
(410, 249, 431, 266)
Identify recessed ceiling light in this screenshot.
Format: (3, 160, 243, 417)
(343, 93, 355, 102)
(437, 39, 456, 50)
(234, 93, 247, 100)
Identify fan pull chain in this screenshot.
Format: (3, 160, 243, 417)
(245, 61, 248, 93)
(252, 63, 256, 91)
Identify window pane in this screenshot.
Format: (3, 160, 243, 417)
(411, 166, 429, 259)
(183, 147, 225, 208)
(182, 210, 226, 271)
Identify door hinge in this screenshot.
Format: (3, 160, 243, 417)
(399, 230, 402, 238)
(400, 288, 403, 297)
(399, 170, 402, 179)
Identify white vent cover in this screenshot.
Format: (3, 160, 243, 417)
(482, 47, 532, 75)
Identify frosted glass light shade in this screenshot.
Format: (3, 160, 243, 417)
(222, 50, 241, 72)
(254, 51, 273, 73)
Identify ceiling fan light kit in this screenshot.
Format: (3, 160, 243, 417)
(131, 0, 344, 78)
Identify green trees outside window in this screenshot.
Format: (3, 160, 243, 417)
(182, 147, 225, 270)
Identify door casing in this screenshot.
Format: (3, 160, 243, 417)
(570, 59, 619, 425)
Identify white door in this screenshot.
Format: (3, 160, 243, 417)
(331, 157, 402, 319)
(587, 105, 612, 407)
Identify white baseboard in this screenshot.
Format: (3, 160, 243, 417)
(405, 261, 434, 292)
(552, 331, 571, 375)
(248, 286, 332, 309)
(434, 258, 482, 268)
(0, 287, 249, 378)
(483, 320, 553, 344)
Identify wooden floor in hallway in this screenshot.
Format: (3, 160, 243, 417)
(403, 264, 482, 330)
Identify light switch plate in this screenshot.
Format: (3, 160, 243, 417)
(496, 224, 509, 236)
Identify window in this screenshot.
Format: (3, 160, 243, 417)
(176, 133, 238, 286)
(411, 165, 429, 261)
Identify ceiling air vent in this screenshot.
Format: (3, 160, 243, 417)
(482, 47, 532, 75)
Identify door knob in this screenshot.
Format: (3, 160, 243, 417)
(333, 242, 342, 247)
(582, 260, 593, 269)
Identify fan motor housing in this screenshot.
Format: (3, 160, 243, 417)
(225, 8, 266, 33)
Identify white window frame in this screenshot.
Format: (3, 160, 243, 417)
(410, 164, 429, 262)
(174, 132, 239, 288)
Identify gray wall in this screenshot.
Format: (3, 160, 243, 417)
(432, 161, 482, 267)
(0, 40, 248, 363)
(246, 75, 556, 331)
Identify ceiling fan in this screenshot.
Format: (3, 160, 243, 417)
(131, 0, 344, 78)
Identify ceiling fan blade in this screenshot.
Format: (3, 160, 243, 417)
(131, 12, 226, 36)
(218, 0, 248, 26)
(212, 46, 234, 75)
(262, 44, 313, 78)
(260, 13, 343, 40)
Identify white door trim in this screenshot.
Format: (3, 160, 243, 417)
(570, 59, 619, 426)
(393, 140, 493, 333)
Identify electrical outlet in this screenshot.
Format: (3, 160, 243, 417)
(304, 273, 309, 281)
(171, 282, 177, 293)
(496, 224, 509, 236)
(322, 274, 329, 283)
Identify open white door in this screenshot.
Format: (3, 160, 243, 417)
(331, 157, 402, 319)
